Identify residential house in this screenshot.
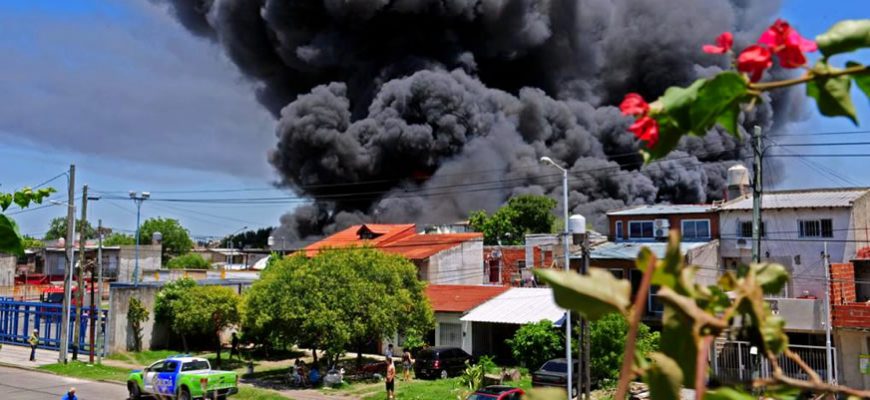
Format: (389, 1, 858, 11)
(304, 224, 485, 284)
(424, 284, 509, 356)
(829, 251, 870, 389)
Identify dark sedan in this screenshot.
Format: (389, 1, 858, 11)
(531, 358, 580, 398)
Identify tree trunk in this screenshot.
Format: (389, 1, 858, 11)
(312, 348, 318, 364)
(181, 334, 189, 353)
(357, 344, 364, 368)
(215, 332, 222, 368)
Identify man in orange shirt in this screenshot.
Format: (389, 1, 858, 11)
(385, 356, 396, 400)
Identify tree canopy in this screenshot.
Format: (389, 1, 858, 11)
(44, 217, 96, 241)
(221, 227, 273, 249)
(172, 284, 241, 367)
(0, 187, 55, 255)
(102, 232, 135, 246)
(469, 194, 557, 245)
(242, 248, 434, 364)
(140, 217, 193, 264)
(166, 253, 211, 269)
(507, 320, 564, 369)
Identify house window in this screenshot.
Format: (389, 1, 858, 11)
(798, 219, 833, 238)
(739, 221, 765, 238)
(681, 219, 711, 240)
(615, 221, 623, 241)
(515, 260, 526, 269)
(648, 286, 664, 314)
(628, 221, 654, 239)
(438, 322, 462, 347)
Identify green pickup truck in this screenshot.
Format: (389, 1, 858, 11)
(127, 356, 239, 399)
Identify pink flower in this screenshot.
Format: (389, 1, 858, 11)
(702, 32, 734, 54)
(619, 93, 649, 116)
(758, 19, 817, 68)
(737, 45, 773, 82)
(628, 116, 659, 149)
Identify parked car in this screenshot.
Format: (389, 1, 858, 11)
(466, 385, 525, 400)
(127, 356, 239, 399)
(414, 346, 473, 379)
(531, 358, 580, 398)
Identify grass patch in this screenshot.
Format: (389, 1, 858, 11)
(361, 377, 465, 400)
(237, 386, 288, 400)
(39, 361, 130, 383)
(107, 350, 189, 366)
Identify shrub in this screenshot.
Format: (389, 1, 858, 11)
(588, 313, 659, 387)
(507, 320, 563, 369)
(166, 253, 211, 269)
(127, 298, 149, 352)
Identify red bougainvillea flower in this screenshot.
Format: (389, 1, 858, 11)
(737, 45, 773, 82)
(702, 32, 734, 54)
(628, 116, 659, 149)
(619, 93, 649, 116)
(758, 19, 817, 68)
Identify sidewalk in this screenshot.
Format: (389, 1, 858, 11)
(0, 344, 61, 368)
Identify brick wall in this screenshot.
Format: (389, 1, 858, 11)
(832, 303, 870, 328)
(830, 262, 856, 305)
(483, 247, 525, 285)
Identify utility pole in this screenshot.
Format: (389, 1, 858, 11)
(581, 232, 591, 399)
(129, 191, 150, 286)
(59, 164, 75, 364)
(823, 242, 834, 383)
(73, 185, 88, 360)
(93, 219, 103, 364)
(751, 125, 763, 263)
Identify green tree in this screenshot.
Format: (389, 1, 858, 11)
(139, 217, 193, 265)
(587, 313, 659, 387)
(21, 236, 44, 249)
(0, 187, 55, 255)
(172, 285, 241, 368)
(102, 232, 135, 246)
(154, 278, 198, 350)
(506, 320, 564, 369)
(44, 217, 96, 241)
(220, 227, 274, 249)
(242, 248, 434, 366)
(166, 253, 211, 270)
(128, 297, 150, 352)
(469, 194, 557, 245)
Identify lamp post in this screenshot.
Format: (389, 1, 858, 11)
(540, 156, 573, 399)
(129, 191, 150, 286)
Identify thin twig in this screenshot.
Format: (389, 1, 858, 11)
(749, 64, 869, 91)
(784, 349, 822, 384)
(615, 255, 656, 400)
(694, 335, 713, 400)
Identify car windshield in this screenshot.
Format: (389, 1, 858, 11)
(541, 361, 567, 373)
(182, 360, 210, 371)
(467, 394, 496, 400)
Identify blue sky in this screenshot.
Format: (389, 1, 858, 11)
(1, 0, 868, 239)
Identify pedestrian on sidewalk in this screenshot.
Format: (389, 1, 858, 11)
(61, 387, 77, 400)
(28, 329, 39, 362)
(385, 356, 396, 400)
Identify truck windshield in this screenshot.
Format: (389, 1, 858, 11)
(45, 293, 63, 303)
(181, 360, 210, 371)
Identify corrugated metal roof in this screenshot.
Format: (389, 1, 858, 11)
(719, 188, 869, 211)
(585, 241, 709, 260)
(607, 204, 714, 216)
(460, 288, 565, 325)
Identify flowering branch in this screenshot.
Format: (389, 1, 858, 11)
(614, 254, 656, 400)
(750, 63, 870, 91)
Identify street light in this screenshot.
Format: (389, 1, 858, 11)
(129, 191, 150, 286)
(539, 156, 573, 400)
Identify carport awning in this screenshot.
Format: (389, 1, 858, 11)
(460, 288, 566, 326)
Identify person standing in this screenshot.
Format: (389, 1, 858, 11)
(230, 332, 240, 360)
(385, 343, 394, 359)
(402, 349, 413, 381)
(385, 356, 396, 400)
(28, 329, 39, 362)
(61, 387, 77, 400)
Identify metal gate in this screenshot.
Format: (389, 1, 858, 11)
(0, 297, 107, 353)
(712, 340, 837, 383)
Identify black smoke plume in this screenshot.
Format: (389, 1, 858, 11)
(161, 0, 796, 243)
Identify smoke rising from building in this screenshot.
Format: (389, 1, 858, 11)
(161, 0, 796, 242)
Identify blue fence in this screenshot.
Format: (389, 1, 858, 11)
(0, 297, 108, 352)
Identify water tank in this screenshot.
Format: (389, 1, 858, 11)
(152, 231, 163, 245)
(726, 164, 750, 200)
(569, 214, 586, 235)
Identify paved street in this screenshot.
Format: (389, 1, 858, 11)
(0, 365, 128, 400)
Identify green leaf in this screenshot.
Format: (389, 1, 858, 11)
(0, 193, 11, 211)
(690, 72, 748, 134)
(535, 268, 631, 321)
(704, 387, 756, 400)
(12, 190, 30, 209)
(816, 19, 870, 57)
(847, 61, 870, 102)
(714, 102, 740, 138)
(0, 214, 25, 256)
(807, 61, 858, 124)
(645, 353, 683, 400)
(753, 263, 789, 295)
(761, 313, 788, 354)
(660, 299, 697, 387)
(660, 78, 706, 131)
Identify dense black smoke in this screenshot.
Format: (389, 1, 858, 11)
(161, 0, 797, 242)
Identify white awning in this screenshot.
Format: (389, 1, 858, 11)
(460, 288, 566, 325)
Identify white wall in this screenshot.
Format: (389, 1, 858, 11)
(0, 255, 16, 286)
(118, 245, 162, 283)
(835, 330, 870, 390)
(434, 312, 473, 355)
(720, 208, 854, 298)
(428, 240, 484, 285)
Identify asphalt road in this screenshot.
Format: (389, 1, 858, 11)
(0, 365, 128, 399)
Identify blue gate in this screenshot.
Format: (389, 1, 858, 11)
(0, 297, 108, 352)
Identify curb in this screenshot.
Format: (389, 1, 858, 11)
(0, 360, 126, 386)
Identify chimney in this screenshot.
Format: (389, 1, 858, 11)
(726, 164, 750, 201)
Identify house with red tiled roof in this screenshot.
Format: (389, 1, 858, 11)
(425, 284, 509, 354)
(303, 224, 485, 285)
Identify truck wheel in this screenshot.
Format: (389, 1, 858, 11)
(127, 382, 141, 400)
(178, 387, 192, 400)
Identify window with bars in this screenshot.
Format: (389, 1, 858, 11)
(438, 322, 462, 347)
(798, 219, 833, 238)
(739, 221, 766, 238)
